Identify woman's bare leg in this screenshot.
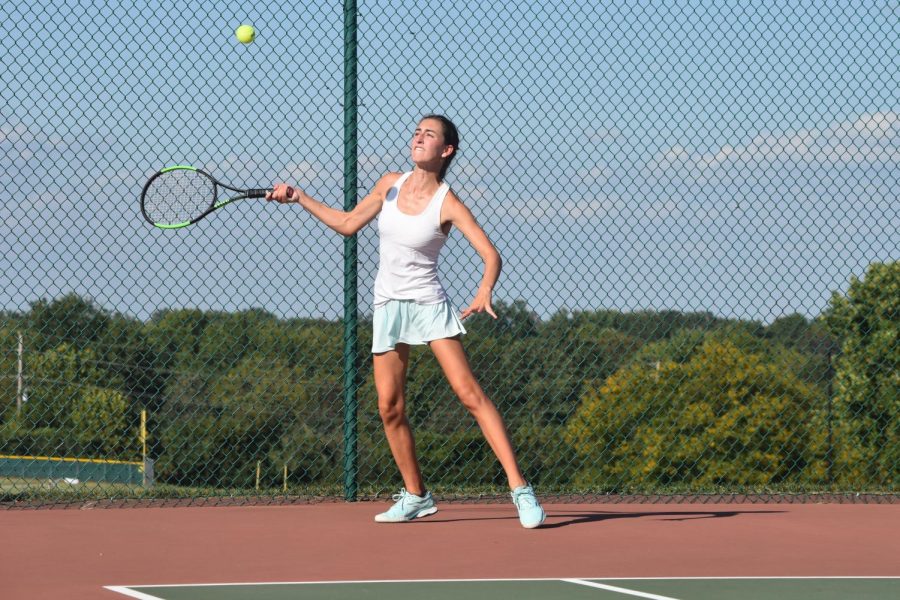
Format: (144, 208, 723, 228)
(428, 336, 527, 489)
(373, 344, 426, 495)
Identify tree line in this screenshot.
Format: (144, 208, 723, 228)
(0, 261, 895, 494)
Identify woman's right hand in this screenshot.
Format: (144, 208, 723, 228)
(266, 183, 300, 204)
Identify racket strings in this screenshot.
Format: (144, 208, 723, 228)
(143, 170, 215, 225)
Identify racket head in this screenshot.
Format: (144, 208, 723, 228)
(140, 165, 218, 229)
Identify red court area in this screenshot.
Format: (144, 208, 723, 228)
(2, 501, 898, 599)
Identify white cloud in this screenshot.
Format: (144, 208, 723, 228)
(357, 152, 396, 173)
(494, 194, 625, 222)
(577, 164, 613, 181)
(541, 112, 898, 222)
(275, 160, 326, 188)
(646, 198, 681, 220)
(586, 126, 623, 144)
(454, 159, 488, 180)
(650, 112, 899, 174)
(0, 120, 72, 150)
(461, 185, 489, 201)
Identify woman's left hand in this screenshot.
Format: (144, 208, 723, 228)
(460, 288, 497, 320)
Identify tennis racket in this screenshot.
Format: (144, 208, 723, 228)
(140, 165, 293, 229)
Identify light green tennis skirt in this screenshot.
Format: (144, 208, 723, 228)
(372, 299, 467, 353)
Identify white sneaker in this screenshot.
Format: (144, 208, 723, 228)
(374, 489, 438, 523)
(511, 484, 545, 528)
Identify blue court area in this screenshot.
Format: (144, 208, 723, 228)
(107, 577, 900, 599)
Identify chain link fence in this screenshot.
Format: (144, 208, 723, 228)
(1, 1, 897, 506)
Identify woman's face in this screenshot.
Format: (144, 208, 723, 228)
(410, 118, 453, 165)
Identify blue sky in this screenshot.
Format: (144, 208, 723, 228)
(1, 0, 897, 324)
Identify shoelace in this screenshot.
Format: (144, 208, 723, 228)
(513, 488, 537, 509)
(392, 488, 427, 508)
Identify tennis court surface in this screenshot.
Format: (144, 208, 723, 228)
(107, 577, 900, 600)
(3, 501, 898, 599)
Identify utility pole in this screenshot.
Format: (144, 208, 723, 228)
(16, 331, 24, 414)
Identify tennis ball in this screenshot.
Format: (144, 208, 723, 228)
(235, 24, 256, 44)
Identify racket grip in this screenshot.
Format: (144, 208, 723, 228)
(249, 186, 294, 200)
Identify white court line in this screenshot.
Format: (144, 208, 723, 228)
(576, 576, 900, 581)
(104, 576, 900, 597)
(105, 579, 681, 600)
(105, 577, 565, 590)
(103, 587, 166, 600)
(105, 576, 900, 588)
(563, 578, 680, 600)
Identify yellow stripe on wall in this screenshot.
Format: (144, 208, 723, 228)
(0, 455, 141, 466)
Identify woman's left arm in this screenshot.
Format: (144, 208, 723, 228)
(443, 191, 501, 320)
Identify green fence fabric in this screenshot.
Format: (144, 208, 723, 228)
(1, 1, 897, 505)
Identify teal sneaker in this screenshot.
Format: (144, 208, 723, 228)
(374, 489, 438, 523)
(511, 484, 545, 528)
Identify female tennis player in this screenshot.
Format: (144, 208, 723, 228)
(266, 115, 544, 528)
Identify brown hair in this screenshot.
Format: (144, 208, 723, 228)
(421, 114, 459, 181)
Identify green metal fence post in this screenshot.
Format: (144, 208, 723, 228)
(342, 0, 359, 502)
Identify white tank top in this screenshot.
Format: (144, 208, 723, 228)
(373, 172, 450, 307)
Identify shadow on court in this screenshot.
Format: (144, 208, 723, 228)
(540, 509, 786, 528)
(408, 509, 786, 527)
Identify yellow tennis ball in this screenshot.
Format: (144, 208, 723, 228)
(235, 24, 256, 44)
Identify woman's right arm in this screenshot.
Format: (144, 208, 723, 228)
(267, 172, 400, 237)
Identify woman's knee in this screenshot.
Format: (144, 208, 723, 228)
(455, 382, 488, 413)
(378, 393, 406, 425)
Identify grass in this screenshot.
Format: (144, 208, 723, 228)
(1, 477, 896, 508)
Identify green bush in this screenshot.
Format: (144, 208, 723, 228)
(20, 343, 111, 429)
(417, 429, 500, 487)
(70, 385, 134, 457)
(266, 424, 340, 485)
(0, 421, 99, 458)
(825, 261, 899, 487)
(512, 421, 578, 488)
(566, 338, 827, 491)
(156, 414, 275, 488)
